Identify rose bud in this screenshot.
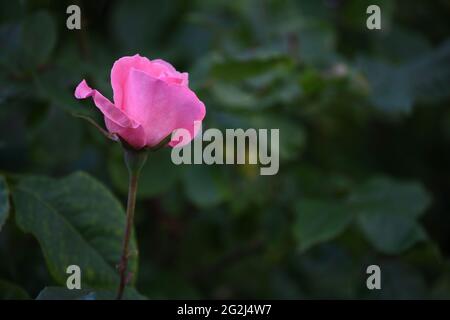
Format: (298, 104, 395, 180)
(74, 54, 206, 149)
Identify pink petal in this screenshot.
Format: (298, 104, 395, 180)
(124, 68, 205, 147)
(111, 55, 189, 110)
(74, 80, 146, 149)
(152, 59, 189, 86)
(163, 73, 189, 86)
(111, 55, 154, 110)
(104, 118, 147, 149)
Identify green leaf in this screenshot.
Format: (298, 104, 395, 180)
(360, 40, 450, 114)
(350, 177, 431, 254)
(36, 286, 146, 300)
(294, 199, 353, 251)
(12, 172, 138, 289)
(360, 59, 413, 114)
(357, 213, 427, 255)
(0, 175, 9, 231)
(0, 279, 30, 300)
(349, 177, 431, 218)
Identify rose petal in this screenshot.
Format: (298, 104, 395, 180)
(111, 55, 155, 110)
(111, 54, 189, 110)
(74, 79, 146, 149)
(104, 118, 146, 149)
(152, 59, 189, 86)
(124, 68, 205, 147)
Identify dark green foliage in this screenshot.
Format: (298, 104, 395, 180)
(0, 0, 450, 299)
(13, 172, 138, 289)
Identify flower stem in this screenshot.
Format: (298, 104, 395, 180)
(116, 147, 148, 300)
(116, 172, 138, 299)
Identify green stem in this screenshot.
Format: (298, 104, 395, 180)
(116, 147, 148, 300)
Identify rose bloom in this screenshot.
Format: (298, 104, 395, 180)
(75, 54, 206, 149)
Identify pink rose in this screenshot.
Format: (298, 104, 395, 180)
(74, 54, 206, 149)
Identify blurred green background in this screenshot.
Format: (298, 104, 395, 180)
(1, 0, 450, 299)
